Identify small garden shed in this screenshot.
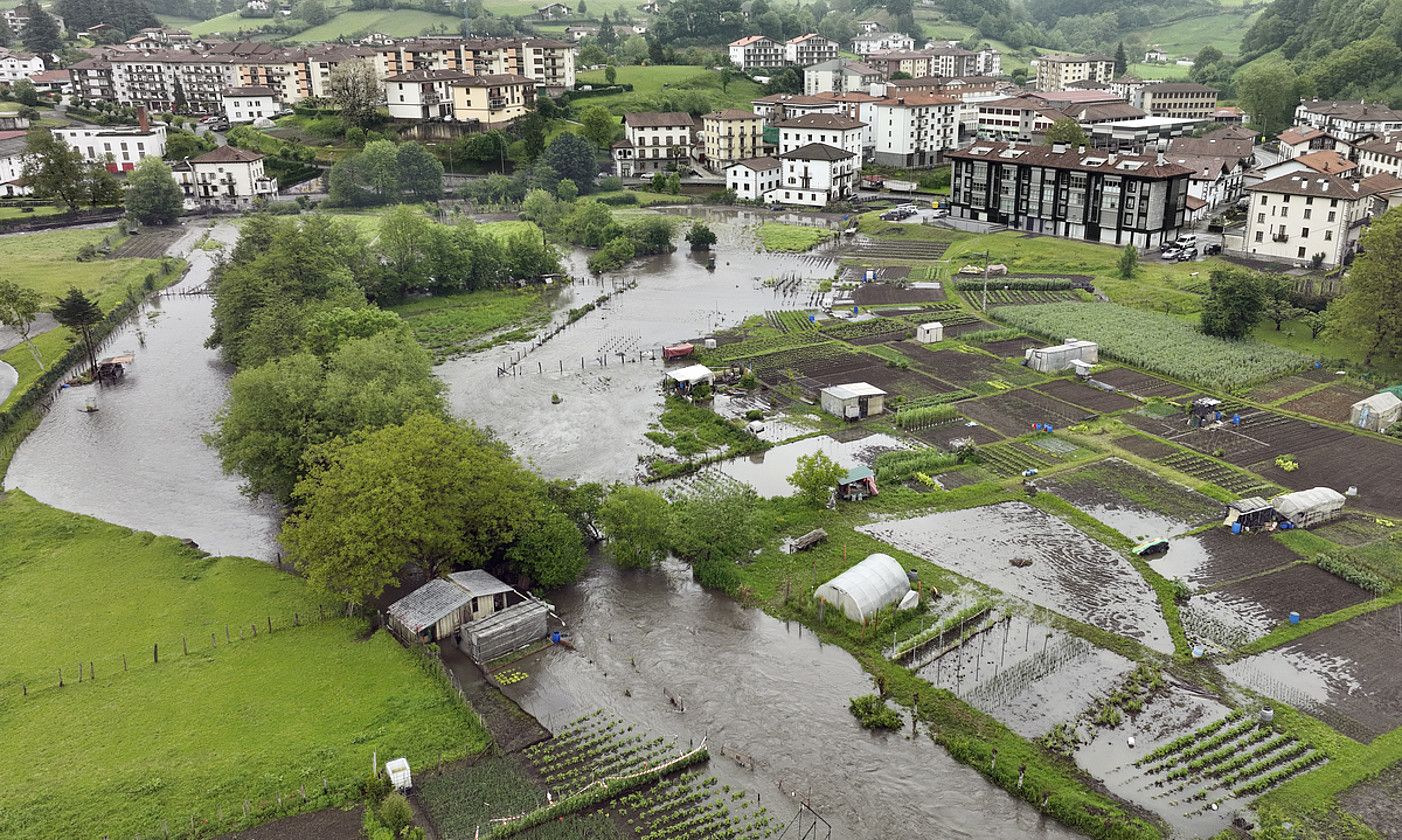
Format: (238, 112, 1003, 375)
(814, 553, 910, 623)
(1350, 392, 1402, 432)
(820, 382, 886, 420)
(916, 322, 943, 343)
(837, 466, 878, 501)
(460, 599, 551, 664)
(386, 579, 474, 644)
(665, 364, 714, 395)
(1224, 496, 1276, 530)
(1273, 487, 1346, 528)
(1024, 339, 1098, 373)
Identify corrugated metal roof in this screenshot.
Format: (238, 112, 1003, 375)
(822, 382, 886, 400)
(387, 579, 471, 633)
(448, 569, 514, 599)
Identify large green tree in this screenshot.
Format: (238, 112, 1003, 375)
(1043, 118, 1089, 148)
(0, 279, 46, 371)
(669, 485, 768, 567)
(788, 450, 843, 507)
(542, 132, 598, 194)
(21, 3, 63, 54)
(51, 288, 103, 374)
(1200, 268, 1267, 340)
(504, 505, 589, 587)
(23, 129, 89, 212)
(326, 59, 383, 128)
(598, 486, 671, 568)
(395, 141, 444, 202)
(124, 157, 184, 225)
(1233, 56, 1300, 137)
(284, 414, 544, 604)
(577, 105, 619, 149)
(1327, 207, 1402, 365)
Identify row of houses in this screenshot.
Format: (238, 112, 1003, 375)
(728, 33, 839, 71)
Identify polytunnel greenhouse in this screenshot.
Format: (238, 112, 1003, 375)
(814, 552, 912, 623)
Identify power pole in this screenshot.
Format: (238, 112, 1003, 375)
(981, 249, 991, 311)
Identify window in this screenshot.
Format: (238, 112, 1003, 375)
(1301, 228, 1310, 238)
(1255, 231, 1263, 242)
(1328, 211, 1336, 222)
(1259, 195, 1267, 205)
(1257, 212, 1265, 223)
(1303, 208, 1311, 219)
(1325, 230, 1333, 241)
(1297, 246, 1307, 258)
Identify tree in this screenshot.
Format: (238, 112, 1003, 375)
(375, 205, 437, 296)
(326, 59, 382, 129)
(685, 222, 716, 250)
(1263, 296, 1304, 331)
(1200, 268, 1266, 340)
(604, 64, 616, 85)
(358, 139, 401, 200)
(395, 141, 444, 201)
(23, 129, 88, 212)
(1117, 243, 1137, 280)
(1234, 55, 1300, 137)
(85, 161, 123, 208)
(164, 129, 214, 161)
(283, 414, 541, 604)
(577, 0, 586, 12)
(124, 157, 184, 224)
(517, 111, 547, 161)
(788, 450, 843, 507)
(669, 484, 767, 567)
(1043, 118, 1088, 147)
(718, 65, 734, 92)
(51, 288, 103, 375)
(11, 79, 38, 107)
(598, 486, 671, 568)
(1302, 310, 1327, 340)
(578, 105, 618, 149)
(0, 279, 46, 371)
(1113, 41, 1127, 75)
(1326, 207, 1402, 365)
(504, 505, 589, 586)
(298, 0, 331, 24)
(543, 132, 598, 193)
(597, 11, 617, 47)
(22, 4, 63, 54)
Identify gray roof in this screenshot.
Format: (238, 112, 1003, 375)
(387, 579, 472, 633)
(448, 569, 515, 599)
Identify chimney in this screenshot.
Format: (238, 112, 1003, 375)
(137, 106, 149, 133)
(1077, 144, 1085, 154)
(1052, 142, 1067, 153)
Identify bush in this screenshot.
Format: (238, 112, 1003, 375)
(692, 557, 741, 592)
(849, 694, 903, 730)
(378, 792, 414, 835)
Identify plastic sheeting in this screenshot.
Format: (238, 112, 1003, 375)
(815, 553, 911, 624)
(1273, 487, 1345, 526)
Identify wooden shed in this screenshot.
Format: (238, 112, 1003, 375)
(386, 579, 474, 644)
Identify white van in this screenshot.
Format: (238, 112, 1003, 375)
(1174, 234, 1198, 248)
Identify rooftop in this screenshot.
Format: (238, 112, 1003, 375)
(780, 142, 856, 161)
(775, 112, 864, 129)
(623, 111, 696, 128)
(728, 155, 780, 171)
(949, 141, 1193, 178)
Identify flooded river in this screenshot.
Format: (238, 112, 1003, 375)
(0, 360, 15, 407)
(3, 209, 1089, 838)
(4, 224, 282, 560)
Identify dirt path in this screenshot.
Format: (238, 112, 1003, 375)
(441, 643, 550, 754)
(212, 805, 363, 840)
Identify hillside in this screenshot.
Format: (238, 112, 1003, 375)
(1241, 0, 1402, 103)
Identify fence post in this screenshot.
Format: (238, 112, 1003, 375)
(182, 636, 188, 655)
(153, 643, 158, 664)
(267, 616, 272, 634)
(123, 654, 127, 671)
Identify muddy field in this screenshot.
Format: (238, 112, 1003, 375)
(960, 389, 1090, 437)
(852, 283, 948, 305)
(1044, 457, 1220, 539)
(1246, 375, 1320, 405)
(859, 502, 1174, 652)
(911, 418, 1005, 448)
(1188, 563, 1371, 646)
(1112, 434, 1176, 461)
(1226, 604, 1402, 742)
(1341, 759, 1402, 839)
(979, 337, 1043, 358)
(1149, 529, 1301, 589)
(1093, 368, 1193, 399)
(112, 225, 189, 259)
(903, 346, 1014, 388)
(1250, 433, 1402, 518)
(1034, 380, 1140, 414)
(1279, 382, 1374, 423)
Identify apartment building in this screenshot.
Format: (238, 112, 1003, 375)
(850, 31, 913, 56)
(775, 112, 864, 161)
(701, 109, 765, 168)
(1242, 173, 1379, 266)
(450, 74, 535, 125)
(1276, 126, 1341, 160)
(948, 141, 1191, 246)
(785, 34, 838, 67)
(728, 35, 784, 71)
(725, 155, 781, 200)
(53, 117, 168, 171)
(1170, 154, 1243, 208)
(1356, 136, 1402, 177)
(518, 39, 575, 91)
(1139, 82, 1219, 120)
(0, 133, 30, 196)
(385, 69, 467, 121)
(0, 48, 44, 83)
(1294, 100, 1402, 142)
(222, 85, 280, 124)
(773, 143, 858, 206)
(174, 144, 277, 209)
(803, 59, 879, 95)
(870, 92, 960, 168)
(612, 111, 696, 176)
(975, 95, 1062, 141)
(1035, 53, 1115, 92)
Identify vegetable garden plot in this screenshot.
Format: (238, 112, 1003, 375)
(742, 345, 870, 384)
(977, 441, 1060, 477)
(801, 363, 959, 401)
(1112, 434, 1176, 461)
(1225, 605, 1402, 741)
(1043, 458, 1221, 540)
(903, 347, 1025, 389)
(1149, 448, 1279, 497)
(917, 611, 1136, 740)
(852, 284, 948, 305)
(1246, 375, 1319, 405)
(980, 337, 1042, 358)
(978, 289, 1087, 305)
(911, 419, 1004, 448)
(1148, 529, 1302, 590)
(1310, 513, 1398, 547)
(1251, 433, 1402, 519)
(1092, 368, 1193, 400)
(959, 390, 1088, 437)
(1279, 382, 1375, 423)
(1340, 758, 1402, 839)
(858, 502, 1174, 652)
(1034, 380, 1139, 414)
(943, 317, 1000, 337)
(1187, 563, 1372, 647)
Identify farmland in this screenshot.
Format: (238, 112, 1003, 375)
(0, 225, 176, 312)
(389, 287, 555, 360)
(755, 222, 832, 252)
(0, 493, 485, 840)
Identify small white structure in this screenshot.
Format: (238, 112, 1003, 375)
(385, 758, 412, 791)
(1025, 339, 1098, 373)
(1070, 359, 1094, 378)
(1273, 487, 1346, 528)
(222, 85, 279, 125)
(820, 382, 886, 419)
(665, 364, 714, 394)
(915, 321, 943, 343)
(815, 552, 911, 623)
(1350, 392, 1402, 432)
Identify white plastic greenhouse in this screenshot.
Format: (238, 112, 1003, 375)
(1273, 487, 1346, 528)
(814, 553, 911, 623)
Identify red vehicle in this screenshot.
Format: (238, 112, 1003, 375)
(662, 343, 694, 361)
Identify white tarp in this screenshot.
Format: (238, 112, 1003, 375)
(815, 553, 910, 623)
(1273, 487, 1345, 525)
(1350, 392, 1402, 431)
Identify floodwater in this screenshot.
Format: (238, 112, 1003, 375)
(498, 556, 1082, 840)
(4, 224, 282, 560)
(859, 502, 1175, 653)
(0, 360, 15, 407)
(435, 209, 836, 482)
(668, 431, 907, 498)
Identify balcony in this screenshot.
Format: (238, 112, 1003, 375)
(1273, 233, 1289, 243)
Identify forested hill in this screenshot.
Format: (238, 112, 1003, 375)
(1239, 0, 1402, 103)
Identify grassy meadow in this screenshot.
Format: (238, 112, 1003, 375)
(0, 492, 487, 839)
(390, 286, 553, 360)
(575, 65, 763, 113)
(756, 221, 831, 252)
(0, 226, 170, 312)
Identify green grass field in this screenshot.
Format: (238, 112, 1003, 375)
(291, 8, 462, 41)
(0, 329, 74, 412)
(0, 226, 170, 313)
(186, 9, 275, 36)
(0, 205, 65, 221)
(755, 222, 830, 252)
(1131, 8, 1266, 58)
(0, 492, 486, 839)
(390, 286, 552, 360)
(574, 65, 762, 114)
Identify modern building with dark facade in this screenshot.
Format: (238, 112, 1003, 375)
(947, 141, 1192, 246)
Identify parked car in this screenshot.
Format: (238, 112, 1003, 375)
(931, 208, 949, 218)
(1203, 243, 1222, 256)
(1177, 247, 1199, 262)
(1161, 248, 1183, 260)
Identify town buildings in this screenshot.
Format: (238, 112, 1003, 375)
(803, 59, 880, 95)
(384, 69, 464, 121)
(1242, 173, 1383, 266)
(1294, 100, 1402, 142)
(728, 35, 784, 71)
(701, 109, 764, 168)
(785, 34, 838, 67)
(775, 112, 864, 161)
(1138, 82, 1219, 120)
(173, 144, 278, 209)
(612, 111, 697, 176)
(222, 85, 280, 124)
(0, 48, 45, 83)
(775, 142, 858, 206)
(850, 31, 914, 56)
(870, 92, 960, 168)
(1035, 52, 1115, 92)
(1356, 135, 1402, 177)
(52, 113, 167, 171)
(947, 141, 1191, 246)
(725, 155, 781, 200)
(449, 74, 535, 125)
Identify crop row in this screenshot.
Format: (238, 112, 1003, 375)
(1135, 709, 1246, 766)
(993, 303, 1313, 389)
(1155, 450, 1276, 496)
(616, 771, 779, 840)
(709, 332, 829, 363)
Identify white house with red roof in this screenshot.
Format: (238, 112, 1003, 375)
(173, 145, 278, 209)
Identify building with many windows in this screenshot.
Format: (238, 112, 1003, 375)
(725, 156, 781, 200)
(0, 48, 44, 83)
(173, 144, 278, 209)
(803, 59, 880, 95)
(775, 112, 864, 160)
(1139, 82, 1219, 120)
(774, 143, 857, 206)
(1034, 53, 1115, 92)
(785, 34, 838, 66)
(701, 109, 765, 168)
(728, 35, 784, 71)
(947, 141, 1191, 246)
(1294, 100, 1402, 142)
(384, 69, 464, 121)
(1356, 136, 1402, 177)
(52, 115, 167, 172)
(612, 111, 696, 176)
(870, 92, 960, 168)
(222, 85, 280, 123)
(849, 31, 914, 56)
(450, 74, 535, 125)
(1241, 173, 1384, 266)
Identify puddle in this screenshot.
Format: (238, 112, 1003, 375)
(859, 502, 1174, 652)
(676, 432, 907, 498)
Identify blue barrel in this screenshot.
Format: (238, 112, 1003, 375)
(550, 631, 561, 643)
(852, 306, 859, 314)
(1232, 414, 1241, 426)
(1231, 522, 1242, 535)
(1046, 424, 1054, 433)
(809, 314, 816, 323)
(1288, 611, 1301, 625)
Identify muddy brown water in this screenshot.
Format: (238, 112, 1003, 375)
(501, 556, 1081, 840)
(4, 224, 283, 560)
(0, 360, 15, 407)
